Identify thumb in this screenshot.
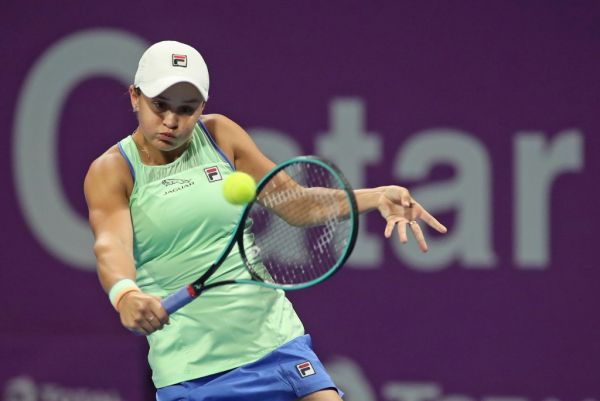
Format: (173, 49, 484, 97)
(383, 186, 412, 207)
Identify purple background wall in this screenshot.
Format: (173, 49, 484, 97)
(1, 1, 598, 400)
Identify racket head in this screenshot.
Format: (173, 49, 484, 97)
(236, 156, 358, 290)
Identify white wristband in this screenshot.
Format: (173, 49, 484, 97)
(108, 279, 140, 311)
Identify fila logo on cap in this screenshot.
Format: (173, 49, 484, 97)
(172, 54, 187, 67)
(204, 166, 222, 182)
(296, 361, 316, 378)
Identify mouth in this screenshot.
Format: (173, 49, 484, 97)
(158, 132, 176, 142)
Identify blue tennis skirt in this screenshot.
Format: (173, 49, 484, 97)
(156, 334, 343, 401)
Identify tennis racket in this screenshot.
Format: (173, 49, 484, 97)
(161, 155, 359, 315)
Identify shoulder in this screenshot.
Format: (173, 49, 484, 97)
(200, 113, 250, 162)
(200, 114, 275, 180)
(84, 144, 133, 199)
(201, 114, 246, 139)
(86, 145, 131, 177)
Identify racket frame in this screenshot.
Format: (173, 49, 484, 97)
(237, 156, 359, 290)
(162, 156, 359, 313)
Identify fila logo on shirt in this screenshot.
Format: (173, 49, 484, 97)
(172, 54, 187, 67)
(296, 361, 316, 378)
(204, 166, 222, 182)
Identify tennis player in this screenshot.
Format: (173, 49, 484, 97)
(84, 40, 447, 401)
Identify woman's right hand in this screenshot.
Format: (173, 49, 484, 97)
(118, 291, 170, 335)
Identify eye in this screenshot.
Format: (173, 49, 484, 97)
(178, 106, 196, 115)
(152, 101, 168, 112)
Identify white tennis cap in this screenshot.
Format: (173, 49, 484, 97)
(134, 40, 209, 101)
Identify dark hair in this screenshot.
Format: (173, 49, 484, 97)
(132, 86, 206, 104)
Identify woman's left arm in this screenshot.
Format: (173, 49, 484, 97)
(205, 114, 447, 251)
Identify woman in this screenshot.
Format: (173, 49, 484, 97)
(84, 40, 447, 401)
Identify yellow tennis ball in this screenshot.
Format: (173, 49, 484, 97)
(223, 172, 256, 205)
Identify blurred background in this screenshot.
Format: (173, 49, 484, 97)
(1, 1, 599, 400)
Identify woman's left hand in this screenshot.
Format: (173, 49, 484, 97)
(377, 186, 448, 252)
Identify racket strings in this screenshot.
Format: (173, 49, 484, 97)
(244, 162, 353, 286)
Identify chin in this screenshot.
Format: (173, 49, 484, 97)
(153, 138, 179, 150)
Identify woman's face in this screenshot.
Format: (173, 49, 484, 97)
(130, 82, 205, 152)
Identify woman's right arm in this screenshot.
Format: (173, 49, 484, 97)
(84, 150, 168, 335)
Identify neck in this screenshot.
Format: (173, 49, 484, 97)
(132, 129, 190, 165)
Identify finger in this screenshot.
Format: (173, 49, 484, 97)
(409, 221, 428, 252)
(419, 208, 448, 233)
(146, 313, 163, 331)
(156, 308, 170, 326)
(129, 327, 149, 336)
(135, 320, 154, 336)
(397, 219, 408, 244)
(151, 296, 170, 326)
(387, 187, 412, 208)
(132, 312, 159, 334)
(401, 192, 412, 208)
(122, 313, 148, 336)
(384, 219, 396, 238)
(141, 321, 156, 335)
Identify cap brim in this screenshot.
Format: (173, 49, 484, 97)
(138, 76, 208, 101)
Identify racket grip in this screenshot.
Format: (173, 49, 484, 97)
(161, 286, 194, 315)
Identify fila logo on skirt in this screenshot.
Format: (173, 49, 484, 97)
(296, 361, 316, 378)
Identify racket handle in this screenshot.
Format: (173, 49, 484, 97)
(161, 286, 194, 315)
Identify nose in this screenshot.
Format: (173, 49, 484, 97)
(163, 111, 179, 129)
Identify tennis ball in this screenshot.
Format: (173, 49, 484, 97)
(223, 172, 256, 205)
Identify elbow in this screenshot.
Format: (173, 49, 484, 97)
(93, 235, 129, 259)
(92, 237, 112, 259)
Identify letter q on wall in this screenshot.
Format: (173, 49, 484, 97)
(12, 29, 148, 271)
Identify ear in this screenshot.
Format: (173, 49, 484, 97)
(129, 85, 140, 112)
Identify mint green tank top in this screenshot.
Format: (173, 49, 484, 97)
(118, 122, 304, 388)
